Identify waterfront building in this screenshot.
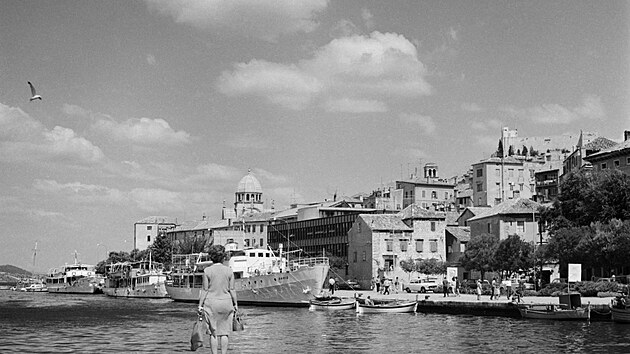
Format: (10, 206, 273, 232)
(583, 131, 630, 175)
(471, 157, 543, 207)
(166, 216, 212, 252)
(561, 133, 618, 179)
(133, 216, 177, 250)
(396, 163, 456, 211)
(466, 198, 543, 245)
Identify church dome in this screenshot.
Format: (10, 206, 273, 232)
(236, 170, 262, 194)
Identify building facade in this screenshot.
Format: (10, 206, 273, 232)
(133, 216, 177, 250)
(466, 198, 543, 244)
(583, 131, 630, 175)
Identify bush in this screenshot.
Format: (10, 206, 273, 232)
(539, 281, 626, 297)
(597, 291, 618, 298)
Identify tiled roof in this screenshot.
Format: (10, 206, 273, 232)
(445, 211, 460, 225)
(467, 198, 540, 222)
(446, 226, 470, 242)
(360, 214, 412, 231)
(173, 219, 212, 232)
(398, 204, 446, 220)
(585, 139, 630, 160)
(584, 137, 618, 151)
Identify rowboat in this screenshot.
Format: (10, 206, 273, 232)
(355, 300, 417, 314)
(610, 295, 630, 323)
(309, 296, 356, 311)
(518, 303, 590, 320)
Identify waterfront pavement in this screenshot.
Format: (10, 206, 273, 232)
(334, 289, 615, 306)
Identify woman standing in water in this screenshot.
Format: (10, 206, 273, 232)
(198, 245, 238, 354)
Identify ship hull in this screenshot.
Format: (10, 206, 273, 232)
(103, 282, 169, 299)
(167, 263, 328, 307)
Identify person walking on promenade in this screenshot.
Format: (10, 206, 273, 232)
(490, 278, 496, 300)
(375, 277, 380, 293)
(476, 279, 482, 301)
(328, 277, 336, 295)
(453, 277, 461, 297)
(198, 245, 238, 354)
(394, 277, 400, 294)
(442, 278, 449, 297)
(383, 278, 391, 295)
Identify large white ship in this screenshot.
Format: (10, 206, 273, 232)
(46, 253, 103, 294)
(166, 246, 329, 307)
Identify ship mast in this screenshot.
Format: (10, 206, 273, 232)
(31, 241, 38, 274)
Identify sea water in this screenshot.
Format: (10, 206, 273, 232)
(0, 291, 628, 353)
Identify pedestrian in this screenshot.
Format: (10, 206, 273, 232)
(198, 245, 238, 354)
(454, 277, 461, 296)
(328, 277, 336, 295)
(365, 296, 374, 306)
(442, 278, 449, 297)
(383, 278, 391, 295)
(476, 279, 482, 301)
(491, 278, 497, 300)
(394, 277, 400, 294)
(375, 277, 381, 293)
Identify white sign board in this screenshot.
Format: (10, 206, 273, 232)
(568, 263, 581, 282)
(447, 267, 458, 282)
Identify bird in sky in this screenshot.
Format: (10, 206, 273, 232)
(28, 81, 42, 101)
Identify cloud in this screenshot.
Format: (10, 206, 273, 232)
(0, 102, 104, 164)
(448, 27, 458, 41)
(399, 113, 436, 134)
(503, 94, 605, 124)
(393, 147, 427, 160)
(325, 98, 387, 113)
(252, 168, 290, 186)
(196, 163, 243, 181)
(93, 117, 191, 145)
(146, 54, 157, 66)
(130, 188, 185, 212)
(217, 31, 432, 111)
(33, 179, 125, 204)
(217, 60, 323, 110)
(461, 102, 483, 112)
(146, 0, 328, 42)
(329, 19, 359, 38)
(62, 103, 91, 117)
(362, 8, 374, 29)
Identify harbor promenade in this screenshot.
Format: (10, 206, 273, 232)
(334, 289, 614, 318)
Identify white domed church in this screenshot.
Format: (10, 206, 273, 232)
(222, 169, 270, 220)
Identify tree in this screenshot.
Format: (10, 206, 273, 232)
(544, 226, 591, 277)
(460, 233, 499, 280)
(414, 258, 447, 276)
(496, 139, 504, 157)
(493, 235, 534, 277)
(521, 145, 528, 156)
(149, 233, 173, 267)
(399, 258, 416, 281)
(175, 235, 211, 254)
(508, 145, 514, 156)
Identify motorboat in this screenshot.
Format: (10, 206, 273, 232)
(102, 254, 169, 298)
(610, 295, 630, 323)
(355, 299, 417, 314)
(518, 303, 590, 320)
(309, 296, 356, 311)
(46, 253, 103, 294)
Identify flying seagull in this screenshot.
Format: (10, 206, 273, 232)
(28, 81, 42, 101)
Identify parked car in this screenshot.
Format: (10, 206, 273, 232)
(337, 280, 361, 290)
(404, 278, 438, 293)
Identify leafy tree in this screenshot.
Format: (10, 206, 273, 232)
(460, 233, 499, 280)
(508, 145, 514, 156)
(544, 226, 591, 277)
(328, 255, 347, 271)
(496, 139, 504, 157)
(399, 258, 416, 281)
(521, 145, 528, 156)
(149, 233, 173, 267)
(175, 235, 212, 254)
(493, 235, 534, 277)
(414, 258, 447, 276)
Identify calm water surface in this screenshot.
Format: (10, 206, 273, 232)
(1, 291, 628, 353)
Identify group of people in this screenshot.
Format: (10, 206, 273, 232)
(443, 277, 462, 297)
(371, 276, 401, 295)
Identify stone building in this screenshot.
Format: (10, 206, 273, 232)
(583, 131, 630, 175)
(133, 216, 177, 250)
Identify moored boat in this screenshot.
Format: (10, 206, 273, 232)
(166, 246, 329, 307)
(518, 303, 590, 320)
(309, 296, 356, 311)
(21, 282, 47, 292)
(103, 257, 168, 299)
(610, 295, 630, 323)
(46, 254, 103, 294)
(355, 300, 417, 314)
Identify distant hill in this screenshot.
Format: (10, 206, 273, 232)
(0, 265, 32, 275)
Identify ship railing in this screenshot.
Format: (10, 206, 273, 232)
(288, 257, 329, 271)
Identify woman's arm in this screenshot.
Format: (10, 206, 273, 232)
(228, 271, 238, 310)
(198, 269, 209, 309)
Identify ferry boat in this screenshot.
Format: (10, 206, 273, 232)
(20, 280, 47, 292)
(102, 256, 169, 299)
(166, 245, 329, 307)
(46, 254, 103, 294)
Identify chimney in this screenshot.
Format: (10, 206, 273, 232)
(625, 130, 630, 141)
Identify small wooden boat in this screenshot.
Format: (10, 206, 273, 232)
(610, 295, 630, 323)
(355, 300, 417, 314)
(518, 303, 590, 320)
(309, 296, 356, 311)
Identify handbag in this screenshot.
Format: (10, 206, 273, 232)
(190, 315, 205, 351)
(232, 309, 244, 332)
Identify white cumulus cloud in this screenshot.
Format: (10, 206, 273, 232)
(399, 113, 436, 134)
(217, 31, 432, 113)
(93, 117, 191, 145)
(504, 94, 605, 124)
(146, 0, 328, 42)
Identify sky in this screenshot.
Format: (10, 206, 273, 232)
(1, 1, 628, 272)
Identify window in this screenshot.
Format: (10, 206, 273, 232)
(476, 183, 483, 192)
(477, 169, 483, 177)
(386, 240, 393, 252)
(415, 240, 424, 252)
(508, 169, 514, 177)
(244, 239, 250, 247)
(429, 240, 438, 252)
(460, 243, 466, 253)
(431, 221, 436, 231)
(487, 223, 491, 233)
(518, 169, 524, 177)
(517, 221, 525, 233)
(400, 240, 408, 252)
(627, 157, 630, 165)
(147, 235, 151, 242)
(146, 226, 152, 230)
(353, 251, 357, 263)
(614, 160, 620, 168)
(259, 238, 263, 246)
(431, 191, 437, 199)
(495, 168, 501, 177)
(260, 225, 264, 233)
(422, 190, 426, 198)
(444, 192, 448, 199)
(601, 163, 607, 169)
